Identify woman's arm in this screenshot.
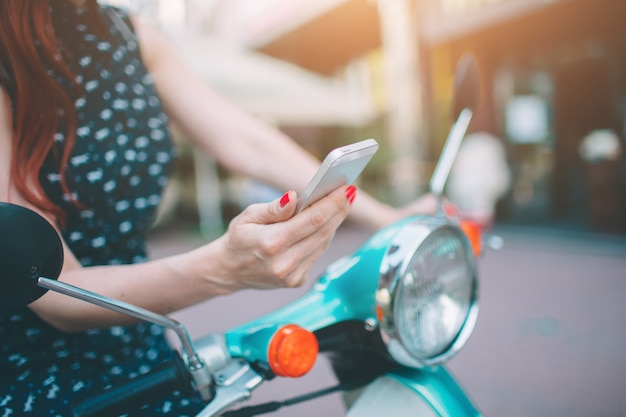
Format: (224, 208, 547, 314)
(132, 17, 433, 230)
(1, 87, 353, 332)
(29, 187, 352, 332)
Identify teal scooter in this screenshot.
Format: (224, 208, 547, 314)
(0, 56, 483, 416)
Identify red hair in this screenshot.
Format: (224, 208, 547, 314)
(0, 0, 79, 226)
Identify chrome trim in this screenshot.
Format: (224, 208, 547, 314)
(430, 108, 473, 197)
(195, 332, 232, 374)
(37, 277, 215, 400)
(195, 359, 264, 417)
(37, 278, 201, 366)
(376, 215, 479, 368)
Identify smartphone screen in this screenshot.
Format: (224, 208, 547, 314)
(296, 138, 379, 213)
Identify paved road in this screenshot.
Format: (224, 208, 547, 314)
(147, 222, 626, 416)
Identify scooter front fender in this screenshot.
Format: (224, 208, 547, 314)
(346, 366, 481, 417)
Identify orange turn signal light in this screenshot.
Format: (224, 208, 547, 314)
(460, 221, 482, 257)
(268, 324, 319, 378)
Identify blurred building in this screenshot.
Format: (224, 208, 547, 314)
(204, 0, 626, 233)
(419, 0, 626, 233)
(112, 0, 626, 234)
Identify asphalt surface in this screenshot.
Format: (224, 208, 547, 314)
(147, 221, 626, 417)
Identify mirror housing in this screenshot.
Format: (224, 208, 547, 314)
(0, 204, 212, 390)
(453, 54, 480, 117)
(0, 203, 63, 314)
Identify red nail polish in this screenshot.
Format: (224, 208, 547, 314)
(345, 185, 356, 204)
(280, 192, 290, 208)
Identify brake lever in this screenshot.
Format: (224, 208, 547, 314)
(195, 359, 264, 417)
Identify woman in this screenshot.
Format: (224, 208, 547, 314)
(0, 1, 431, 415)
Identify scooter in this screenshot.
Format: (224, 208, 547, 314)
(0, 55, 483, 417)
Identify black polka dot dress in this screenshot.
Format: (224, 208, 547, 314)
(0, 3, 204, 416)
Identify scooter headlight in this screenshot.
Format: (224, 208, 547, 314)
(376, 217, 478, 367)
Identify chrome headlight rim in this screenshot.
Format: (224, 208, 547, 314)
(376, 216, 479, 368)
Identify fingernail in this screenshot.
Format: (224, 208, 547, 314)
(280, 191, 291, 208)
(345, 185, 357, 204)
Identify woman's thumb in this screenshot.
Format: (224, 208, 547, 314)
(256, 190, 297, 224)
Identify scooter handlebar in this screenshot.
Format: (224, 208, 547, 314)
(72, 353, 193, 417)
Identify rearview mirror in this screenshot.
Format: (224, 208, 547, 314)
(452, 54, 480, 117)
(0, 203, 63, 314)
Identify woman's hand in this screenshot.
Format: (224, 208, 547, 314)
(348, 191, 440, 230)
(396, 193, 439, 219)
(181, 185, 355, 294)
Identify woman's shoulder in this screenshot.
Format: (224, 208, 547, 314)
(97, 5, 139, 48)
(122, 12, 178, 74)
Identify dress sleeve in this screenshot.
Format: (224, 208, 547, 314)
(100, 6, 138, 50)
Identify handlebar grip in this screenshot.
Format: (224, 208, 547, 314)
(72, 353, 193, 417)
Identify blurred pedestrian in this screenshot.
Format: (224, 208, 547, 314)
(447, 131, 511, 227)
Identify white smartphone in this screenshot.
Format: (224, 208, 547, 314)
(296, 138, 379, 213)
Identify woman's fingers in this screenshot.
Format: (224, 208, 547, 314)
(265, 186, 355, 286)
(242, 190, 297, 225)
(215, 185, 356, 291)
(268, 185, 354, 242)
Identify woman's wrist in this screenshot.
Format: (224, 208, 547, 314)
(169, 235, 249, 297)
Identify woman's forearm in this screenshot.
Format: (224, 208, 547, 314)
(136, 18, 420, 231)
(27, 186, 354, 332)
(28, 247, 222, 332)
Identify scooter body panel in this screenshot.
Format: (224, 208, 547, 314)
(346, 366, 481, 417)
(385, 366, 482, 417)
(223, 217, 481, 417)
